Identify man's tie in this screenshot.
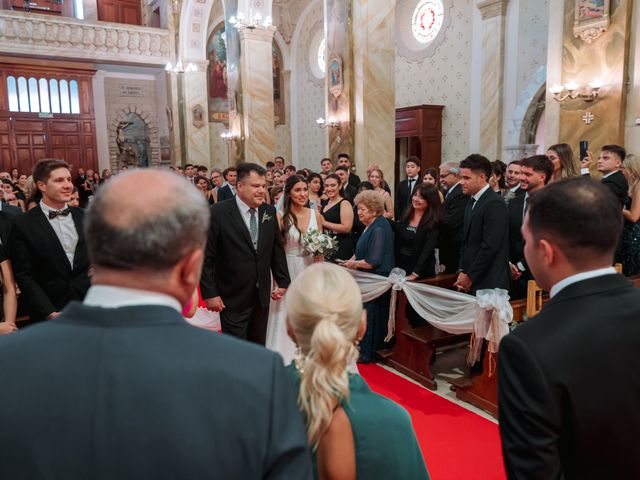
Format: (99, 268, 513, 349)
(49, 209, 71, 219)
(408, 179, 414, 194)
(249, 208, 258, 250)
(522, 195, 529, 219)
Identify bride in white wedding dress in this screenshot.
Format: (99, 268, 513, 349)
(266, 175, 324, 364)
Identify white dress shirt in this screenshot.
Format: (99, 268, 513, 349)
(445, 181, 461, 199)
(602, 170, 619, 179)
(471, 184, 491, 208)
(235, 195, 259, 238)
(549, 267, 617, 298)
(40, 200, 78, 267)
(84, 285, 181, 312)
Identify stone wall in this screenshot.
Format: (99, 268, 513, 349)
(103, 77, 163, 171)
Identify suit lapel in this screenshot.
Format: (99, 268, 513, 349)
(256, 204, 268, 255)
(33, 206, 72, 271)
(227, 200, 255, 252)
(464, 187, 492, 238)
(70, 208, 84, 271)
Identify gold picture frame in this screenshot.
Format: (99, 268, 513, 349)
(573, 0, 610, 44)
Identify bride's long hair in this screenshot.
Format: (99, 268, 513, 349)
(280, 175, 308, 239)
(286, 263, 362, 448)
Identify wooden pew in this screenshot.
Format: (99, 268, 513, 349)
(378, 273, 471, 390)
(450, 268, 639, 418)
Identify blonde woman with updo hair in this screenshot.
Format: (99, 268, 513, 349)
(285, 263, 428, 480)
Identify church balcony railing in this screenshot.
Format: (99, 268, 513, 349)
(0, 10, 170, 66)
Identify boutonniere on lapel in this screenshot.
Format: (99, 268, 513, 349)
(503, 191, 516, 204)
(261, 212, 272, 223)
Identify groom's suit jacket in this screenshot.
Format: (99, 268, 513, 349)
(498, 274, 640, 479)
(0, 302, 312, 479)
(10, 205, 90, 321)
(200, 198, 290, 311)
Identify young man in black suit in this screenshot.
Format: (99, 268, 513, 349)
(498, 177, 640, 480)
(507, 155, 553, 299)
(439, 161, 468, 273)
(337, 153, 361, 188)
(0, 169, 312, 479)
(201, 162, 290, 344)
(395, 156, 421, 219)
(597, 144, 628, 206)
(335, 165, 357, 203)
(216, 166, 238, 201)
(10, 159, 90, 322)
(454, 154, 510, 293)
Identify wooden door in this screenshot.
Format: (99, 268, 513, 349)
(0, 60, 98, 175)
(97, 0, 142, 25)
(11, 118, 49, 174)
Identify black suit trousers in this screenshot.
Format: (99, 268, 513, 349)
(220, 290, 269, 345)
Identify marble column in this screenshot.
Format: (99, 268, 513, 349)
(477, 0, 509, 160)
(239, 26, 276, 166)
(182, 61, 212, 167)
(281, 69, 292, 161)
(324, 0, 353, 162)
(557, 0, 633, 156)
(83, 0, 98, 20)
(351, 0, 395, 191)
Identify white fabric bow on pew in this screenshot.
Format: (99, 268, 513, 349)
(348, 268, 513, 356)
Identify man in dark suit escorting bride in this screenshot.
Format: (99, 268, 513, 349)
(200, 162, 291, 344)
(0, 169, 311, 478)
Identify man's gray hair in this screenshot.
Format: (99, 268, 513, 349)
(441, 161, 460, 175)
(85, 171, 210, 271)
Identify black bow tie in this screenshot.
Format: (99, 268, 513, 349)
(48, 209, 71, 219)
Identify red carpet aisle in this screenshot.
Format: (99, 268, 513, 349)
(358, 364, 506, 480)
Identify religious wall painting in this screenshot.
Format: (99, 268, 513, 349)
(328, 55, 343, 98)
(574, 0, 610, 43)
(207, 22, 229, 123)
(116, 112, 151, 168)
(273, 41, 285, 125)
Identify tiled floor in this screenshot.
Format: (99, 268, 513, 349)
(378, 344, 498, 423)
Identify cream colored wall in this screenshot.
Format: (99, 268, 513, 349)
(291, 0, 326, 169)
(395, 0, 473, 163)
(625, 0, 640, 155)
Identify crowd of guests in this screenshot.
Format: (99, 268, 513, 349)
(0, 143, 638, 479)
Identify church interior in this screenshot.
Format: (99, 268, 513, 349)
(1, 0, 638, 478)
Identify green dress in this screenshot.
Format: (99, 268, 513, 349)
(286, 364, 429, 479)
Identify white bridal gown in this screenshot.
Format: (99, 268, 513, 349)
(265, 213, 317, 365)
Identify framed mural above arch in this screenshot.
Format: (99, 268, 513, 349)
(207, 21, 229, 123)
(395, 0, 452, 63)
(573, 0, 610, 43)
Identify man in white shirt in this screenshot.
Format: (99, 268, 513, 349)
(10, 159, 90, 322)
(503, 160, 523, 201)
(0, 169, 312, 479)
(498, 177, 640, 480)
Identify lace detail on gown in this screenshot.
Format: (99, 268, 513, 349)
(265, 212, 317, 364)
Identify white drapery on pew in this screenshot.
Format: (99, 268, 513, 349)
(348, 268, 513, 363)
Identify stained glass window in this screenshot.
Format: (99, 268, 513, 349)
(412, 0, 444, 44)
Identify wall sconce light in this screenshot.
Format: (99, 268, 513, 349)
(316, 117, 342, 144)
(220, 131, 235, 144)
(549, 80, 602, 102)
(165, 61, 198, 74)
(229, 11, 273, 30)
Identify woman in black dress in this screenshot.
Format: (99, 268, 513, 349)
(321, 173, 354, 261)
(395, 183, 443, 280)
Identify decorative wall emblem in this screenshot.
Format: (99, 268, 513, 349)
(192, 104, 205, 128)
(328, 55, 343, 98)
(573, 0, 610, 44)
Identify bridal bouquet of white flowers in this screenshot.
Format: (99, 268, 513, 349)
(301, 229, 338, 258)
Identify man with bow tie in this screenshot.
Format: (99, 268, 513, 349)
(10, 159, 90, 323)
(395, 156, 421, 219)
